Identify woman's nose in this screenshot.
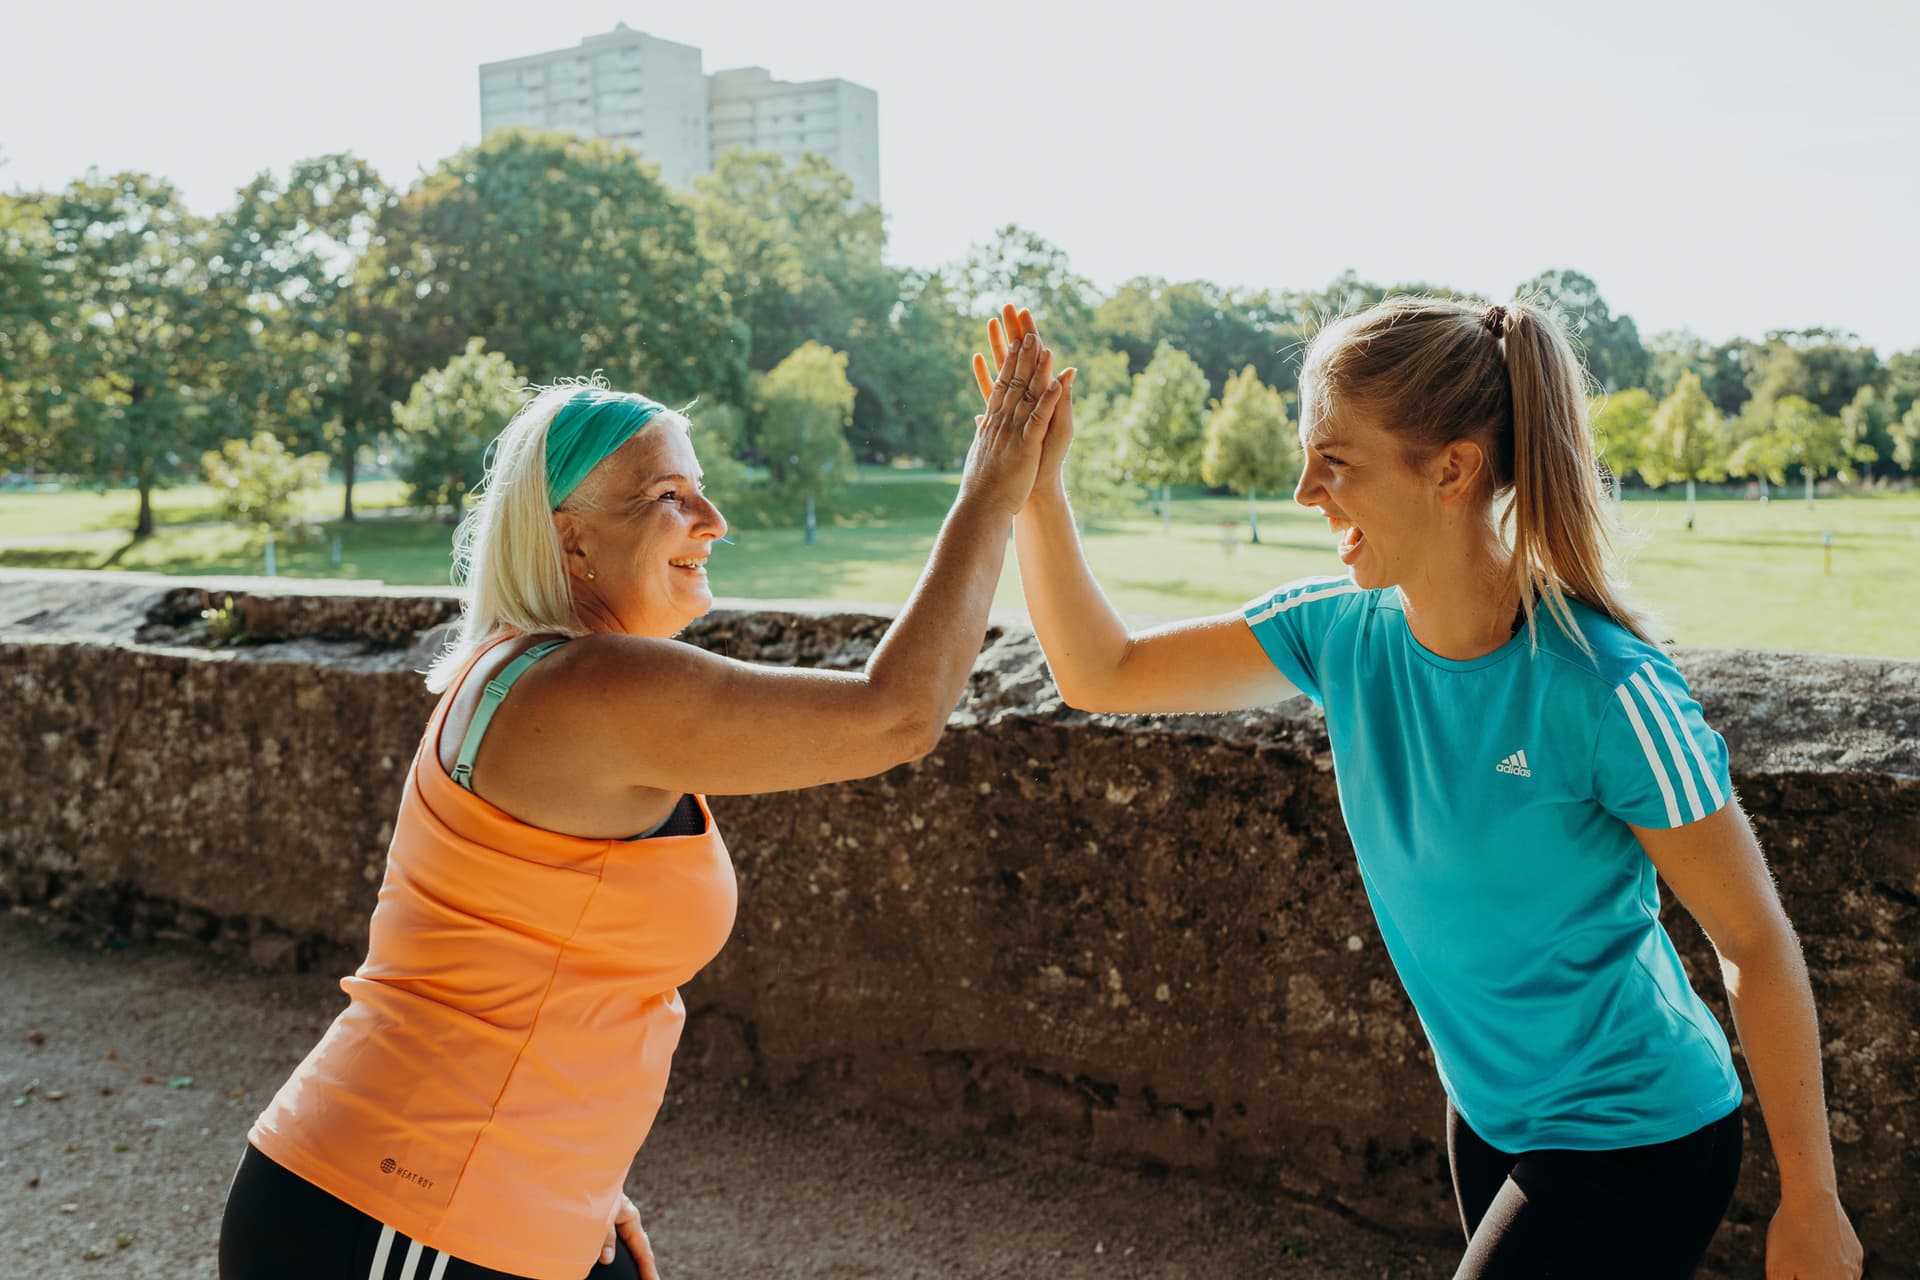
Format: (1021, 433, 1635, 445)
(1293, 465, 1320, 509)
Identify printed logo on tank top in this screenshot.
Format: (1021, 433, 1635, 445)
(380, 1156, 435, 1190)
(1495, 748, 1532, 778)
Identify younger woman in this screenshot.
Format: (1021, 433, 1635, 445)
(977, 299, 1862, 1279)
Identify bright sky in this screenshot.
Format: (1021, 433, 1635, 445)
(5, 0, 1917, 355)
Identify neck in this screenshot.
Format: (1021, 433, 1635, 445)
(1396, 523, 1521, 661)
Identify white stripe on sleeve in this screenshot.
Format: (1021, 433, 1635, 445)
(1631, 670, 1705, 822)
(1643, 660, 1726, 810)
(1615, 683, 1682, 827)
(1247, 581, 1361, 626)
(367, 1225, 396, 1280)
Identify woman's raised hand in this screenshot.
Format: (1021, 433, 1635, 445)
(958, 325, 1065, 516)
(973, 304, 1076, 509)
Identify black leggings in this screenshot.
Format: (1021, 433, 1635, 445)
(219, 1145, 642, 1280)
(1447, 1103, 1743, 1279)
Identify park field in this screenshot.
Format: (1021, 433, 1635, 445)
(3, 476, 1916, 659)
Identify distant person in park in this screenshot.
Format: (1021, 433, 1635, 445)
(217, 338, 1066, 1280)
(975, 301, 1863, 1279)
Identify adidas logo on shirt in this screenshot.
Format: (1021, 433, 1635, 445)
(1496, 749, 1532, 778)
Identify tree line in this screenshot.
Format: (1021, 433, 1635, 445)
(3, 130, 1916, 538)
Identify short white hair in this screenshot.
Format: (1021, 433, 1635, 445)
(422, 378, 690, 693)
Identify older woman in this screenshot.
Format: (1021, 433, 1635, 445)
(218, 334, 1064, 1280)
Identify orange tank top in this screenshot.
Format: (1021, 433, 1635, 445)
(249, 632, 738, 1279)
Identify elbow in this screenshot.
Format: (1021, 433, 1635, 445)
(902, 710, 956, 759)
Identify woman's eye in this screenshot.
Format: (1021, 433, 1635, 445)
(657, 491, 681, 504)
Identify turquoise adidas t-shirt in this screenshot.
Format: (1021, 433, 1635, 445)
(1244, 576, 1743, 1151)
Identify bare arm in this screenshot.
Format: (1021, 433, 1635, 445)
(543, 335, 1064, 797)
(1014, 486, 1296, 713)
(1637, 802, 1863, 1279)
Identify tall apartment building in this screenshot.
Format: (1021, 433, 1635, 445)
(479, 24, 880, 205)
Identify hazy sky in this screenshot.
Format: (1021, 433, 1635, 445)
(5, 0, 1916, 353)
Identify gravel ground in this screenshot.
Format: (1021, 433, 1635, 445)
(0, 914, 1450, 1279)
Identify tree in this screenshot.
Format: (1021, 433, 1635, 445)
(958, 225, 1097, 355)
(0, 191, 58, 472)
(32, 172, 248, 537)
(1201, 365, 1299, 542)
(1732, 395, 1872, 506)
(372, 131, 746, 409)
(1056, 347, 1135, 521)
(1118, 342, 1210, 531)
(1891, 403, 1920, 475)
(845, 267, 976, 465)
(200, 432, 331, 535)
(1514, 270, 1649, 392)
(391, 339, 525, 518)
(1839, 384, 1899, 480)
(217, 153, 394, 518)
(688, 150, 891, 371)
(751, 342, 856, 541)
(1588, 388, 1656, 503)
(1644, 371, 1728, 530)
(1096, 278, 1293, 395)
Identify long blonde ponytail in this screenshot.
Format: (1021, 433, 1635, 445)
(1299, 295, 1658, 653)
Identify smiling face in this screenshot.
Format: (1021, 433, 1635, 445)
(1297, 395, 1459, 591)
(556, 423, 727, 637)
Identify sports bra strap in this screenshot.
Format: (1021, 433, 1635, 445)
(450, 637, 571, 791)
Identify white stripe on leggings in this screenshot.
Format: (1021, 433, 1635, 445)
(367, 1224, 396, 1280)
(397, 1238, 426, 1280)
(426, 1250, 451, 1280)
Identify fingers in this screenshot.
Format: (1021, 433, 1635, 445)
(1011, 348, 1055, 427)
(971, 352, 993, 403)
(618, 1212, 659, 1280)
(988, 317, 1009, 371)
(1002, 303, 1022, 348)
(1016, 307, 1036, 342)
(1025, 371, 1067, 442)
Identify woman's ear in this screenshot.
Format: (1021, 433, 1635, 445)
(553, 510, 590, 570)
(1432, 438, 1491, 506)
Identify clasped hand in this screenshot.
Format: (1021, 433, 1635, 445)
(970, 305, 1076, 512)
(957, 314, 1069, 516)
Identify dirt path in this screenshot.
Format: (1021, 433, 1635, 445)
(0, 916, 1456, 1279)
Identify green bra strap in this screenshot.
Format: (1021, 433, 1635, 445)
(450, 638, 571, 791)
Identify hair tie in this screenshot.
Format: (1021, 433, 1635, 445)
(1481, 305, 1509, 338)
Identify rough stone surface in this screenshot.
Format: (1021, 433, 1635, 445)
(3, 568, 1915, 1274)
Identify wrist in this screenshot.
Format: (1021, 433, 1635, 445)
(1019, 482, 1072, 518)
(952, 488, 1020, 527)
(1779, 1178, 1842, 1207)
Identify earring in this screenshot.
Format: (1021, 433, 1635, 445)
(585, 569, 596, 581)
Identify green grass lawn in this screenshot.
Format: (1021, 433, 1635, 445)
(4, 475, 1916, 659)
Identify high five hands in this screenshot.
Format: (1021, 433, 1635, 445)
(958, 314, 1069, 517)
(972, 305, 1076, 510)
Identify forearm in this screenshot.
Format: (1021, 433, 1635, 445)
(864, 495, 1013, 733)
(1720, 924, 1841, 1201)
(1013, 485, 1133, 707)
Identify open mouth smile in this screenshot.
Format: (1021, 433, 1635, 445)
(1326, 514, 1366, 564)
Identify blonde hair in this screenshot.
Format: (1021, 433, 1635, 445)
(422, 378, 689, 693)
(1298, 295, 1657, 652)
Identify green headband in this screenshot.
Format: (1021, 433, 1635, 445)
(544, 387, 669, 508)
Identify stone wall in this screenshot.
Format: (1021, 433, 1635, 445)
(3, 569, 1915, 1273)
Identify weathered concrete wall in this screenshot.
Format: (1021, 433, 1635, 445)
(3, 568, 1916, 1273)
